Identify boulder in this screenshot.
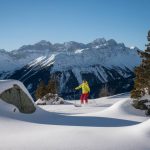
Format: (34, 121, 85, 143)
(0, 80, 36, 113)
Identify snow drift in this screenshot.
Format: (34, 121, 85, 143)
(0, 93, 150, 150)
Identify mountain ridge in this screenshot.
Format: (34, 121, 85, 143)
(0, 38, 140, 99)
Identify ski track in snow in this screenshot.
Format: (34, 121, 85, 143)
(0, 93, 150, 150)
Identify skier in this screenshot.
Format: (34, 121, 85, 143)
(75, 80, 90, 104)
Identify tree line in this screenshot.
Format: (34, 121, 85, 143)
(35, 77, 58, 100)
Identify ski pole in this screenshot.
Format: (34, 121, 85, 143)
(74, 91, 76, 105)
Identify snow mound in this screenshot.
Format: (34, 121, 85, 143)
(0, 99, 19, 113)
(135, 119, 150, 136)
(98, 99, 147, 120)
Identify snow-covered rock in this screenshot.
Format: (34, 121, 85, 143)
(35, 93, 69, 105)
(0, 80, 36, 113)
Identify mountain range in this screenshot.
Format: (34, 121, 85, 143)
(0, 38, 141, 99)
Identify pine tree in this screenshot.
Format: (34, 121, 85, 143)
(131, 31, 150, 107)
(99, 84, 110, 97)
(35, 74, 59, 101)
(47, 76, 58, 95)
(35, 80, 47, 99)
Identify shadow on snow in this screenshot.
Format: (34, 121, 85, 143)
(1, 106, 140, 127)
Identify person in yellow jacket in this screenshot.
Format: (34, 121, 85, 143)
(75, 80, 90, 104)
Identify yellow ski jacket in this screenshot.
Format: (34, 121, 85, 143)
(75, 82, 90, 94)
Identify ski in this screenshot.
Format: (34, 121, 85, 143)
(74, 104, 82, 107)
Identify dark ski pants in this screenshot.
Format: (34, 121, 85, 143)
(80, 93, 89, 104)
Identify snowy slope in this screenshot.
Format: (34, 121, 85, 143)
(0, 50, 50, 79)
(0, 93, 150, 150)
(0, 50, 21, 79)
(0, 41, 52, 78)
(26, 39, 140, 72)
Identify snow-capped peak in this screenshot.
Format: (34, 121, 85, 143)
(17, 40, 52, 52)
(107, 39, 117, 46)
(130, 46, 139, 50)
(92, 38, 107, 45)
(0, 49, 7, 53)
(35, 40, 52, 46)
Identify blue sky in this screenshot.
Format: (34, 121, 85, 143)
(0, 0, 149, 51)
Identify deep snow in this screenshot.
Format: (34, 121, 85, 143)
(0, 93, 150, 150)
